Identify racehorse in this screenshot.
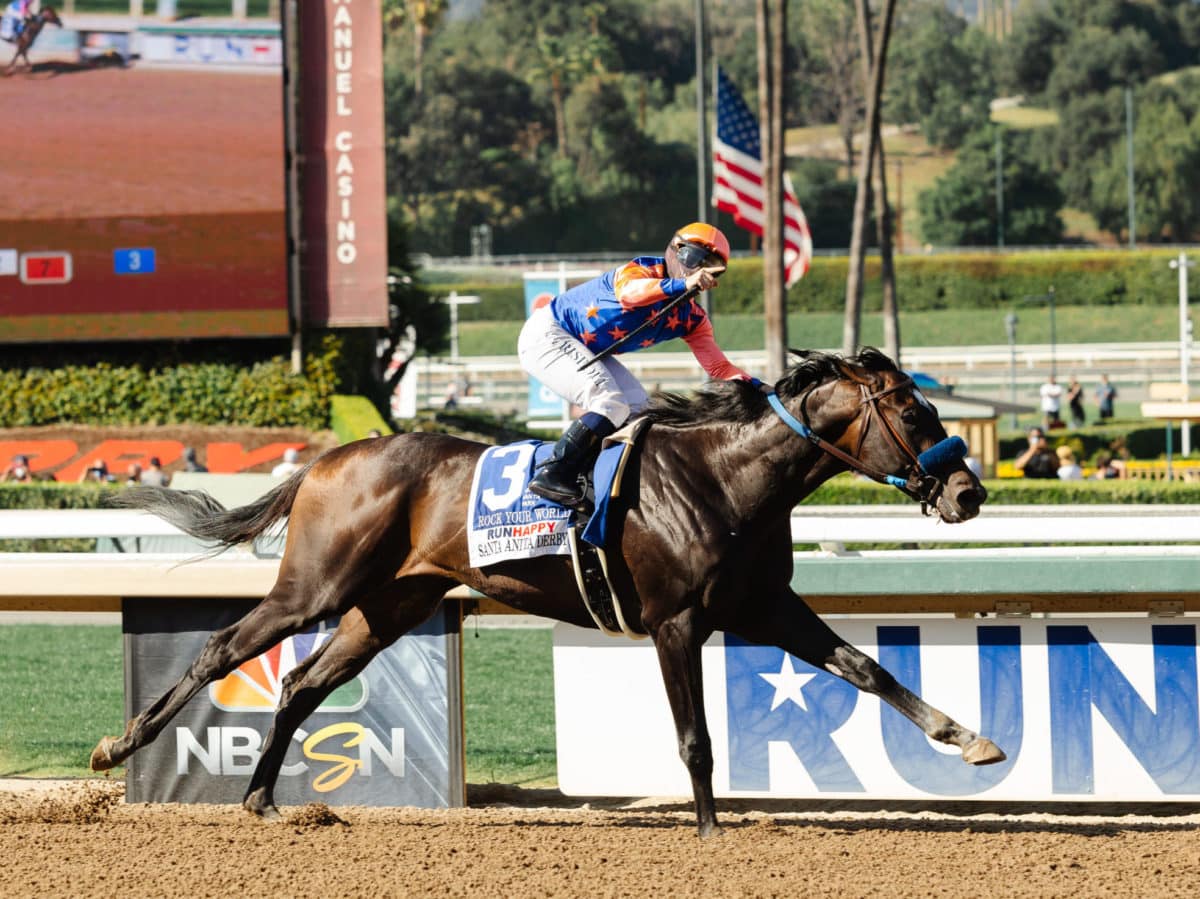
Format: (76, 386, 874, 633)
(4, 5, 61, 75)
(90, 348, 1004, 838)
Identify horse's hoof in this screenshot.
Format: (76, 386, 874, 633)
(89, 736, 117, 772)
(243, 791, 282, 822)
(697, 822, 725, 840)
(962, 736, 1006, 765)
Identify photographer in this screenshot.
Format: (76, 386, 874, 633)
(78, 458, 111, 484)
(1014, 426, 1059, 479)
(1, 454, 33, 483)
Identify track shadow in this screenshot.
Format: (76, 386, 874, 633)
(4, 56, 132, 78)
(466, 783, 1200, 835)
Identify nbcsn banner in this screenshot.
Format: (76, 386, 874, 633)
(555, 618, 1200, 801)
(123, 599, 462, 807)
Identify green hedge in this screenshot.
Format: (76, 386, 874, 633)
(441, 248, 1196, 320)
(5, 475, 1196, 513)
(0, 334, 351, 430)
(998, 422, 1200, 462)
(804, 476, 1200, 505)
(330, 395, 393, 444)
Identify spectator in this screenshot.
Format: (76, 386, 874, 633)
(182, 447, 208, 473)
(1092, 452, 1124, 480)
(1055, 446, 1083, 481)
(140, 456, 171, 487)
(1095, 374, 1117, 422)
(271, 447, 303, 478)
(78, 458, 110, 483)
(1040, 375, 1064, 430)
(1065, 376, 1086, 428)
(1, 454, 33, 483)
(443, 381, 459, 410)
(1014, 426, 1058, 479)
(124, 463, 143, 486)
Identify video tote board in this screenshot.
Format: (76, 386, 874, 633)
(0, 4, 390, 342)
(0, 15, 289, 342)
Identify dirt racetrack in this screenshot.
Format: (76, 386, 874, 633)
(3, 781, 1200, 897)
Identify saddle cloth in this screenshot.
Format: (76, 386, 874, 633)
(0, 14, 19, 42)
(466, 425, 643, 569)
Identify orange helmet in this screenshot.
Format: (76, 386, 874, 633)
(674, 222, 730, 264)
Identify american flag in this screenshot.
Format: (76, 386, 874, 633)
(713, 66, 813, 287)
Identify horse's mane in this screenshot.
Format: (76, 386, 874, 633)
(640, 347, 899, 428)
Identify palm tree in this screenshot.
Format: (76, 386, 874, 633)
(526, 31, 593, 158)
(856, 0, 900, 363)
(383, 0, 448, 101)
(843, 0, 897, 357)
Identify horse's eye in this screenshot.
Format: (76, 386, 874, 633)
(900, 406, 921, 424)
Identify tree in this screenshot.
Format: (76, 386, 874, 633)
(798, 0, 861, 171)
(382, 0, 448, 101)
(1002, 4, 1067, 96)
(388, 62, 550, 253)
(758, 0, 788, 379)
(526, 30, 597, 158)
(884, 1, 995, 150)
(843, 0, 896, 357)
(918, 127, 1064, 246)
(1089, 86, 1200, 242)
(856, 0, 901, 363)
(1051, 91, 1124, 212)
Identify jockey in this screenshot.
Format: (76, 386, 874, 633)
(517, 222, 758, 509)
(1, 0, 33, 42)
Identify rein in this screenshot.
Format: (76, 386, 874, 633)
(766, 375, 962, 514)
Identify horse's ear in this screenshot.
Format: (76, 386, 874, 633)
(832, 357, 874, 386)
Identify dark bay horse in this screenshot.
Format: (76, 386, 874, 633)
(4, 5, 61, 75)
(91, 348, 1004, 837)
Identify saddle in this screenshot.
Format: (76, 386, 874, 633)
(566, 418, 649, 640)
(465, 419, 650, 639)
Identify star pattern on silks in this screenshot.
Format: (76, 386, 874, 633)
(758, 655, 817, 711)
(585, 304, 600, 319)
(640, 338, 655, 348)
(581, 330, 597, 346)
(608, 325, 628, 341)
(666, 312, 682, 330)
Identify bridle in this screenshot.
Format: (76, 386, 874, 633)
(766, 374, 965, 515)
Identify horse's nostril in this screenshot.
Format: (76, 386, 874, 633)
(957, 488, 984, 510)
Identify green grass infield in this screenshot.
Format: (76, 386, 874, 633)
(0, 624, 557, 787)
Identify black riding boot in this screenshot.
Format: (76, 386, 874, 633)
(529, 419, 604, 509)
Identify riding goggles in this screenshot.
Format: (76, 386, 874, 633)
(672, 240, 724, 271)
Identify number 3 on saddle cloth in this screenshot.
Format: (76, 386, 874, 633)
(0, 14, 21, 43)
(467, 420, 649, 638)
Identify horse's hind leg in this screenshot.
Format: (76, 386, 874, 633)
(90, 587, 344, 772)
(651, 606, 721, 838)
(734, 589, 1005, 765)
(242, 576, 451, 820)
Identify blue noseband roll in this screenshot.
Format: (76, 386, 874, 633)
(917, 436, 967, 476)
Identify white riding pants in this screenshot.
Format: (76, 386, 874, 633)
(518, 305, 648, 429)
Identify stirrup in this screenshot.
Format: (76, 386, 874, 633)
(529, 470, 587, 509)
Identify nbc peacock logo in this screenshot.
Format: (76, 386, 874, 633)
(209, 626, 368, 713)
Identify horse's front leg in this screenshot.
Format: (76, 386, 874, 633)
(734, 588, 1005, 765)
(649, 605, 721, 838)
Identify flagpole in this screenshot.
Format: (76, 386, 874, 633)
(694, 0, 711, 317)
(695, 0, 707, 225)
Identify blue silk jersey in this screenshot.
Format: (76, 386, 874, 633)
(550, 256, 707, 354)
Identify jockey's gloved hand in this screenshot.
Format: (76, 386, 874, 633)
(684, 267, 722, 293)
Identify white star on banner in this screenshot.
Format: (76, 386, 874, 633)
(759, 655, 817, 711)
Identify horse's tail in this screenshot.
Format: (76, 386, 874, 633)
(107, 462, 314, 550)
